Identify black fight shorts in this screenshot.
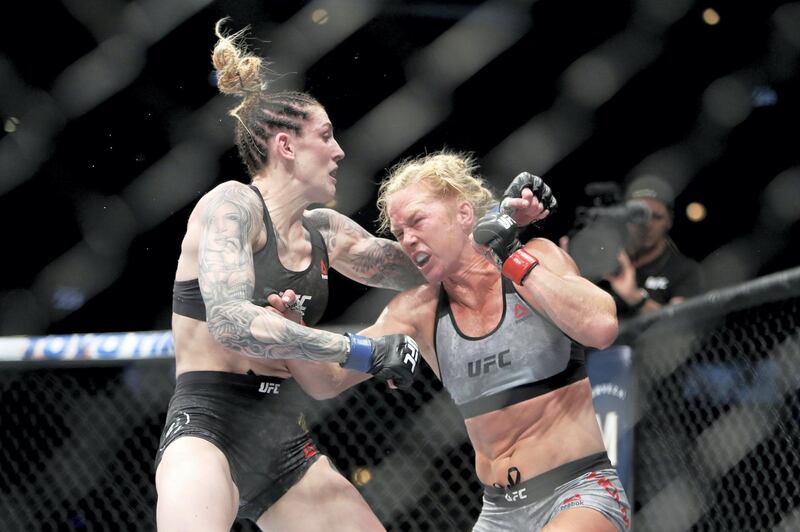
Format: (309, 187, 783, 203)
(154, 371, 321, 522)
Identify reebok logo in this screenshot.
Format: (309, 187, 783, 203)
(514, 303, 529, 320)
(303, 442, 318, 459)
(258, 382, 281, 394)
(559, 493, 585, 511)
(320, 260, 328, 279)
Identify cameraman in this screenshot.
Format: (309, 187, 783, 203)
(604, 175, 706, 317)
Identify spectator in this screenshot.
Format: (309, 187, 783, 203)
(604, 175, 706, 317)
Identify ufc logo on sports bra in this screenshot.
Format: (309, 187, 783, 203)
(504, 488, 527, 502)
(258, 382, 281, 394)
(284, 294, 312, 317)
(467, 349, 511, 377)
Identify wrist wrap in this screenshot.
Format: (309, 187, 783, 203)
(341, 333, 373, 372)
(502, 249, 540, 284)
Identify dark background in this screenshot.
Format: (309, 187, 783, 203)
(1, 0, 798, 337)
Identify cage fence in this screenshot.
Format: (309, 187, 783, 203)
(2, 268, 799, 531)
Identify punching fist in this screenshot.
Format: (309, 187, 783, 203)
(265, 289, 305, 325)
(500, 172, 557, 225)
(341, 333, 420, 389)
(472, 213, 522, 268)
(473, 213, 540, 285)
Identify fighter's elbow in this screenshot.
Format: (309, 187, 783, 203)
(306, 388, 340, 401)
(293, 365, 360, 400)
(588, 314, 619, 349)
(205, 303, 247, 350)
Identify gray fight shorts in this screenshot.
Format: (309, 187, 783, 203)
(473, 452, 631, 531)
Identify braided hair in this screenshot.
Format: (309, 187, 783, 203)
(212, 18, 321, 176)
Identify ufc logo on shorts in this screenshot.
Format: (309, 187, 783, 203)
(504, 488, 527, 502)
(258, 382, 281, 394)
(403, 340, 420, 373)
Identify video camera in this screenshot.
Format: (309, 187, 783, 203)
(567, 182, 652, 282)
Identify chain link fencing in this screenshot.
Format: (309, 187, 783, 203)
(2, 267, 799, 531)
(625, 267, 800, 531)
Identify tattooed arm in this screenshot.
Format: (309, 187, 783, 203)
(198, 182, 349, 362)
(303, 187, 552, 291)
(305, 208, 425, 290)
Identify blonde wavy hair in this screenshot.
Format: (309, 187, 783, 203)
(376, 150, 497, 234)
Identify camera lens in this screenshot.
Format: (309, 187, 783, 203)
(568, 222, 625, 282)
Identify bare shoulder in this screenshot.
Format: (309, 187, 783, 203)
(303, 207, 336, 230)
(392, 283, 438, 311)
(304, 207, 361, 252)
(203, 181, 263, 230)
(380, 283, 438, 332)
(305, 208, 424, 290)
(304, 207, 369, 240)
(189, 181, 257, 216)
(205, 180, 261, 208)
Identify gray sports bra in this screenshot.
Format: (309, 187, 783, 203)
(434, 277, 586, 418)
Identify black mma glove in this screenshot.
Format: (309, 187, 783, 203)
(472, 213, 540, 285)
(501, 172, 558, 216)
(472, 213, 522, 268)
(341, 333, 420, 389)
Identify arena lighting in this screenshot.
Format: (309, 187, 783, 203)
(702, 8, 721, 25)
(351, 467, 373, 486)
(686, 202, 707, 222)
(311, 8, 330, 25)
(3, 117, 19, 133)
(1, 1, 799, 529)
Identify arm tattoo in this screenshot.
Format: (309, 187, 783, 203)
(199, 184, 347, 362)
(198, 184, 258, 302)
(207, 302, 348, 362)
(349, 238, 424, 290)
(306, 208, 425, 290)
(305, 208, 336, 250)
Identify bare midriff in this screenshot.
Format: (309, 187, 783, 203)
(465, 378, 606, 486)
(172, 313, 292, 378)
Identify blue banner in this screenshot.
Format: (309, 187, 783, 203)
(587, 345, 635, 499)
(0, 331, 175, 361)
